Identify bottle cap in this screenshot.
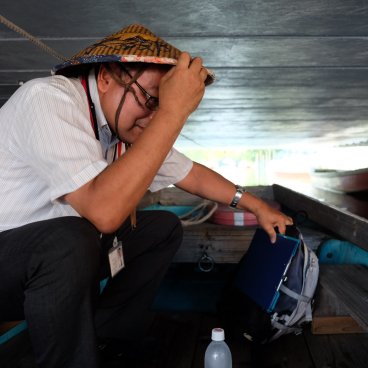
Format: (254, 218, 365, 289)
(211, 327, 225, 341)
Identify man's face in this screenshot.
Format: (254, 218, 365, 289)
(97, 64, 167, 144)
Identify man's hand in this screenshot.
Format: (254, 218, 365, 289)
(251, 199, 294, 244)
(158, 52, 207, 122)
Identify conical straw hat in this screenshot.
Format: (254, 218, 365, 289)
(53, 24, 214, 85)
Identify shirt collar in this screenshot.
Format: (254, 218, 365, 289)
(88, 69, 120, 155)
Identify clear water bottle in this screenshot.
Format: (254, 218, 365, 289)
(204, 328, 232, 368)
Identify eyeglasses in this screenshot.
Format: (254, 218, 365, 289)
(119, 65, 159, 111)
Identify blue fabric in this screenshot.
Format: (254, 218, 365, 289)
(318, 239, 368, 266)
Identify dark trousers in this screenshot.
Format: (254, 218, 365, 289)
(0, 210, 182, 368)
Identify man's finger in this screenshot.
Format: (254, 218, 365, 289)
(277, 223, 286, 235)
(176, 52, 192, 69)
(269, 231, 277, 244)
(189, 57, 203, 72)
(200, 67, 208, 81)
(263, 225, 277, 244)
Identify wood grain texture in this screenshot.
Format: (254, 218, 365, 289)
(318, 265, 368, 331)
(1, 1, 368, 147)
(273, 184, 368, 251)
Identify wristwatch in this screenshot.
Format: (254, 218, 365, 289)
(229, 185, 245, 208)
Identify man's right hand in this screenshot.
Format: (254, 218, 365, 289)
(158, 52, 207, 123)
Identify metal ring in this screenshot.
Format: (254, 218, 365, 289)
(198, 252, 215, 273)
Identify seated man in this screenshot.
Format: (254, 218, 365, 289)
(0, 24, 292, 367)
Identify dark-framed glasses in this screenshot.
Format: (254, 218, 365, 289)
(119, 65, 159, 111)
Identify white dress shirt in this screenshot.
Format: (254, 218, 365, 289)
(0, 73, 192, 231)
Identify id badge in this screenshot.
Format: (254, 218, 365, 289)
(108, 237, 125, 277)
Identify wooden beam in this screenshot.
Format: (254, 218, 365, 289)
(272, 184, 368, 251)
(312, 316, 365, 335)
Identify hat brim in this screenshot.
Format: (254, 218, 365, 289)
(53, 54, 215, 86)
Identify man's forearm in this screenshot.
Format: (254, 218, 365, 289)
(64, 110, 185, 233)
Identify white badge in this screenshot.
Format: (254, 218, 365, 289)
(108, 237, 125, 277)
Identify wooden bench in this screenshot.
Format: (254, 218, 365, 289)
(312, 264, 368, 334)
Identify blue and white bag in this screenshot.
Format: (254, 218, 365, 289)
(218, 226, 319, 343)
(267, 226, 319, 341)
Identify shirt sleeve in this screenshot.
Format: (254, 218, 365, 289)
(13, 76, 108, 201)
(149, 147, 193, 192)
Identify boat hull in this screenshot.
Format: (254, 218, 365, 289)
(312, 168, 368, 193)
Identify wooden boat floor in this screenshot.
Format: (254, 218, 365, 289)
(1, 310, 367, 368)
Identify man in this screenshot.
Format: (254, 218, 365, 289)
(0, 24, 292, 367)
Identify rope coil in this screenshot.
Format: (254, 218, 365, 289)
(179, 200, 218, 226)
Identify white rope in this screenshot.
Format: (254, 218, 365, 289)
(179, 200, 218, 226)
(0, 14, 67, 61)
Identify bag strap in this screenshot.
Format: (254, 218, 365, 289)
(271, 319, 302, 334)
(279, 284, 311, 303)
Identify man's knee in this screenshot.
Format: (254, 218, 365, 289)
(151, 210, 183, 253)
(159, 210, 183, 239)
(35, 217, 101, 289)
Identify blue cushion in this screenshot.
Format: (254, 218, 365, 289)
(318, 239, 368, 266)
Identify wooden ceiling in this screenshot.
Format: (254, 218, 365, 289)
(1, 0, 368, 149)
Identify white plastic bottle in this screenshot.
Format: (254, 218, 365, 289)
(204, 328, 232, 368)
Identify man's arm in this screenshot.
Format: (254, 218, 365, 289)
(64, 53, 208, 233)
(175, 162, 293, 243)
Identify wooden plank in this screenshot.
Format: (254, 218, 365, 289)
(312, 283, 365, 334)
(147, 312, 202, 368)
(256, 333, 313, 368)
(272, 184, 368, 251)
(2, 37, 368, 70)
(304, 328, 368, 368)
(312, 316, 365, 335)
(0, 71, 50, 85)
(177, 223, 256, 263)
(314, 281, 355, 316)
(208, 67, 368, 88)
(1, 0, 368, 39)
(318, 265, 368, 331)
(188, 106, 368, 123)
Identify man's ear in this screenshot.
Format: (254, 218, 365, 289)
(97, 65, 114, 93)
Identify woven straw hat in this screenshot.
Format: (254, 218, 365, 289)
(53, 24, 215, 85)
